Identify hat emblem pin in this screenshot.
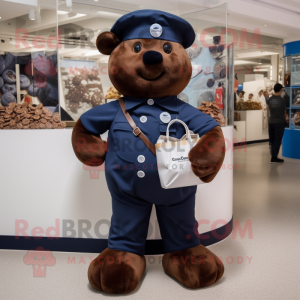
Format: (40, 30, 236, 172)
(150, 23, 163, 38)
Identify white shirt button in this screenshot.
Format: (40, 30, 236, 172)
(137, 170, 145, 178)
(140, 116, 147, 123)
(147, 99, 154, 105)
(137, 155, 145, 163)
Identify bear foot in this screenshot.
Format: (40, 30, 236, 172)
(88, 248, 146, 294)
(162, 244, 224, 289)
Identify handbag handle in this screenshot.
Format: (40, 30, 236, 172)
(166, 119, 192, 142)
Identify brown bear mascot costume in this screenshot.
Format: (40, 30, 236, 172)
(72, 9, 225, 294)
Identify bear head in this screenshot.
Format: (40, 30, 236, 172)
(96, 31, 192, 98)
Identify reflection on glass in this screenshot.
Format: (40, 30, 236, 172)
(181, 4, 230, 127)
(56, 2, 127, 122)
(291, 55, 300, 86)
(0, 0, 58, 112)
(0, 1, 232, 127)
(283, 56, 291, 87)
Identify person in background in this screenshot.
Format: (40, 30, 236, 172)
(247, 93, 254, 101)
(237, 91, 245, 102)
(234, 74, 239, 110)
(257, 90, 266, 106)
(264, 90, 270, 105)
(257, 89, 268, 128)
(268, 83, 290, 163)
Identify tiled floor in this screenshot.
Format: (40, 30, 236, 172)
(0, 143, 299, 299)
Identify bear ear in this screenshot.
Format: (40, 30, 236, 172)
(96, 31, 121, 55)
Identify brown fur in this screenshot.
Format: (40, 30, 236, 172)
(189, 126, 225, 183)
(162, 244, 224, 288)
(96, 32, 121, 55)
(97, 33, 192, 98)
(71, 119, 107, 166)
(73, 30, 225, 293)
(88, 248, 146, 294)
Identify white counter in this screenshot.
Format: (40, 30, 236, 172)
(0, 126, 233, 253)
(235, 110, 268, 143)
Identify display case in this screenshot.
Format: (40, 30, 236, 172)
(283, 56, 291, 87)
(287, 86, 300, 129)
(0, 1, 234, 128)
(283, 57, 300, 129)
(180, 5, 234, 127)
(56, 3, 127, 125)
(56, 3, 233, 127)
(0, 0, 64, 129)
(290, 56, 300, 129)
(282, 40, 300, 159)
(0, 2, 233, 254)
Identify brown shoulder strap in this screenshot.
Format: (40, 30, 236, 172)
(118, 98, 156, 156)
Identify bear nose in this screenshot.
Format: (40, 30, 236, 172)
(143, 51, 163, 65)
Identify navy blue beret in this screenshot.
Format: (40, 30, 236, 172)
(110, 9, 195, 49)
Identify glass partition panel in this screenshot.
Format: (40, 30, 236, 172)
(180, 4, 230, 127)
(291, 54, 300, 86)
(0, 0, 58, 115)
(56, 2, 128, 123)
(283, 56, 291, 87)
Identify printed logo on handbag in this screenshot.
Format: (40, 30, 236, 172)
(172, 156, 189, 162)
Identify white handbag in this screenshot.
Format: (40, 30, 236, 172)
(155, 119, 204, 189)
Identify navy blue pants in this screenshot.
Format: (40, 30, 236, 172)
(108, 191, 200, 255)
(269, 122, 285, 159)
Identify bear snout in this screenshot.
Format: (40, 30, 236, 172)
(143, 51, 163, 65)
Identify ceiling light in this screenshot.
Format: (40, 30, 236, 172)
(254, 68, 269, 72)
(0, 17, 2, 19)
(29, 8, 35, 20)
(66, 0, 72, 8)
(264, 24, 267, 26)
(35, 10, 41, 24)
(68, 12, 77, 18)
(96, 11, 123, 18)
(234, 60, 260, 65)
(99, 56, 109, 63)
(254, 64, 271, 68)
(57, 10, 69, 15)
(84, 50, 102, 57)
(98, 28, 111, 35)
(243, 0, 300, 17)
(236, 51, 278, 58)
(68, 12, 86, 18)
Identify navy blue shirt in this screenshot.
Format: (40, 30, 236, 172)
(81, 96, 219, 205)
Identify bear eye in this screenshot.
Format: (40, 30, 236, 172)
(134, 43, 141, 53)
(163, 43, 172, 54)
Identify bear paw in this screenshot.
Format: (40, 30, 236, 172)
(162, 244, 224, 288)
(88, 248, 146, 294)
